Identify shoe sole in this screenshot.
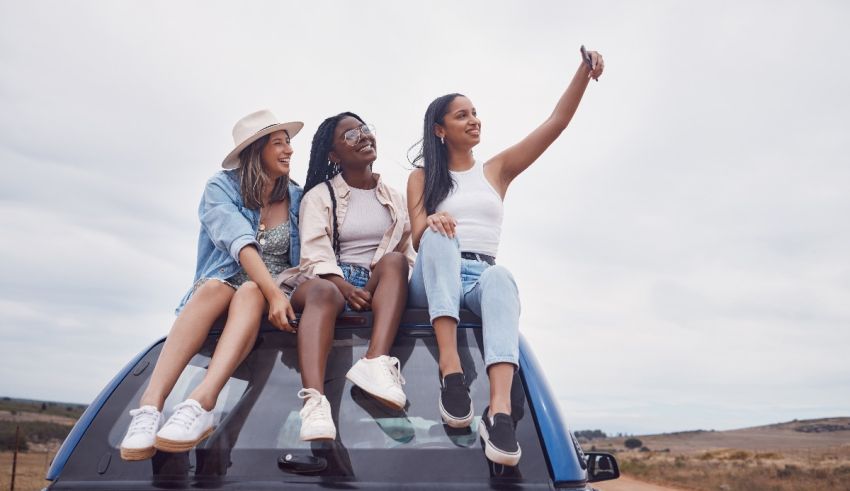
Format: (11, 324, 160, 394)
(300, 430, 336, 441)
(439, 398, 474, 428)
(478, 420, 521, 466)
(345, 371, 406, 410)
(154, 426, 215, 453)
(120, 445, 156, 461)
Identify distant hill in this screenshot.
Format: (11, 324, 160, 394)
(584, 417, 850, 453)
(0, 397, 87, 421)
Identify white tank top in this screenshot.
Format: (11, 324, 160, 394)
(338, 186, 393, 269)
(436, 160, 503, 257)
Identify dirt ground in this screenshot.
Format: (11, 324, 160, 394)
(594, 475, 689, 491)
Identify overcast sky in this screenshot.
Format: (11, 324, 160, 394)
(1, 1, 848, 435)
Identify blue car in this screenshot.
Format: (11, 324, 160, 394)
(47, 310, 619, 490)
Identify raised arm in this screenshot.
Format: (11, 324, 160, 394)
(487, 49, 604, 193)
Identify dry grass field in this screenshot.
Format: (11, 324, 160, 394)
(0, 450, 54, 491)
(584, 418, 850, 491)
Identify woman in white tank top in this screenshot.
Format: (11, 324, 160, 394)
(407, 48, 605, 467)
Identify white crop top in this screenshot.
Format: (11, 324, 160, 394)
(436, 160, 503, 257)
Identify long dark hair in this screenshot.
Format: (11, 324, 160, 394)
(305, 111, 366, 258)
(237, 134, 290, 210)
(408, 93, 464, 215)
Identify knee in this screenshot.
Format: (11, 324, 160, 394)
(375, 252, 409, 276)
(197, 279, 233, 298)
(420, 229, 460, 253)
(306, 279, 345, 307)
(480, 265, 518, 292)
(232, 281, 265, 306)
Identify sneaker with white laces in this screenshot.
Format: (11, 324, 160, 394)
(120, 405, 162, 460)
(345, 355, 406, 410)
(298, 388, 336, 441)
(154, 399, 215, 453)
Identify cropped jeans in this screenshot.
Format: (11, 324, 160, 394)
(409, 230, 520, 368)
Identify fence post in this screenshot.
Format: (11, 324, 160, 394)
(10, 425, 20, 491)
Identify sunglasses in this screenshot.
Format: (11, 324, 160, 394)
(342, 124, 376, 147)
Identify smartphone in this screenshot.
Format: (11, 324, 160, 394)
(580, 45, 594, 71)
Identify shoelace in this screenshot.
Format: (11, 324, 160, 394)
(298, 389, 331, 421)
(166, 401, 203, 431)
(127, 407, 159, 436)
(381, 356, 406, 386)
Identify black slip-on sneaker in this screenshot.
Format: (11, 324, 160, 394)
(478, 407, 521, 466)
(439, 373, 473, 428)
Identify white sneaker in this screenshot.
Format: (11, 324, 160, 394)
(120, 405, 162, 460)
(298, 388, 336, 441)
(345, 355, 406, 410)
(154, 399, 214, 452)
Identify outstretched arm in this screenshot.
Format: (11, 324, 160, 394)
(487, 48, 605, 194)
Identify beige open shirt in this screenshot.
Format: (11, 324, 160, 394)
(277, 173, 416, 291)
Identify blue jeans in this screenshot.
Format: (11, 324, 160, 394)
(409, 230, 520, 368)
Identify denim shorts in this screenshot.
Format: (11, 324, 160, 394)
(339, 262, 371, 288)
(340, 262, 371, 311)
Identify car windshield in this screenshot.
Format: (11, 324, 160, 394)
(60, 319, 550, 487)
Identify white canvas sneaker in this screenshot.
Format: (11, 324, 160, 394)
(120, 405, 162, 460)
(298, 388, 336, 441)
(154, 399, 214, 452)
(345, 355, 406, 410)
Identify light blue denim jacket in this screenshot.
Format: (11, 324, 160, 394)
(175, 169, 303, 314)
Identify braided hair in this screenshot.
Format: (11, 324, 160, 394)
(408, 93, 464, 215)
(305, 111, 366, 258)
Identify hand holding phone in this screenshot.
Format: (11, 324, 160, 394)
(581, 45, 601, 83)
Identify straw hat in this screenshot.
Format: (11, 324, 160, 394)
(222, 109, 303, 169)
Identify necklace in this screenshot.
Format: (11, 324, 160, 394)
(258, 222, 267, 246)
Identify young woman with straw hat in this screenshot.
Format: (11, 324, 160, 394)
(119, 109, 305, 460)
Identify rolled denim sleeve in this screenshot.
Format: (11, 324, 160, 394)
(199, 177, 258, 264)
(298, 186, 344, 278)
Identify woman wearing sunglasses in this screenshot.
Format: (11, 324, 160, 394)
(407, 48, 605, 466)
(119, 110, 304, 460)
(278, 112, 414, 441)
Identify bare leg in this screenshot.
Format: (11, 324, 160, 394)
(140, 281, 235, 410)
(434, 317, 462, 377)
(189, 282, 266, 410)
(290, 278, 345, 393)
(363, 252, 408, 358)
(487, 363, 514, 416)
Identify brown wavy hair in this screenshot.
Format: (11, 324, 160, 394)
(236, 134, 290, 210)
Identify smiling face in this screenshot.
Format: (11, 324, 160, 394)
(260, 130, 293, 179)
(329, 115, 377, 171)
(434, 96, 481, 148)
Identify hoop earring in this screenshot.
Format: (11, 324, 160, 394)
(440, 136, 445, 145)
